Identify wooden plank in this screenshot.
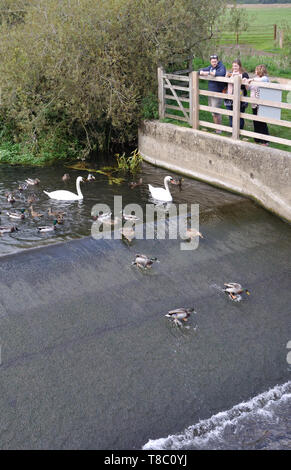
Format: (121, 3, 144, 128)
(165, 113, 189, 123)
(200, 105, 233, 116)
(192, 71, 199, 130)
(165, 104, 185, 111)
(158, 67, 165, 119)
(189, 71, 194, 127)
(162, 73, 190, 82)
(164, 84, 190, 92)
(241, 96, 291, 110)
(199, 75, 291, 91)
(199, 90, 233, 100)
(249, 80, 291, 92)
(199, 121, 231, 133)
(165, 94, 190, 103)
(240, 112, 291, 128)
(199, 76, 233, 84)
(164, 77, 189, 122)
(232, 75, 241, 140)
(240, 129, 291, 147)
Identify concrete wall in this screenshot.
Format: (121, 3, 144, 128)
(138, 121, 291, 222)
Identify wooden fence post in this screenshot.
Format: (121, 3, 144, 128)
(232, 74, 241, 140)
(274, 24, 277, 40)
(158, 67, 165, 119)
(190, 71, 199, 129)
(279, 30, 284, 49)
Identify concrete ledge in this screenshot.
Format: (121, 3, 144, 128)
(138, 121, 291, 222)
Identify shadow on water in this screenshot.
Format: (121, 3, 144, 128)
(0, 161, 290, 449)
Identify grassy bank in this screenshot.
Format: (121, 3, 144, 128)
(221, 4, 291, 52)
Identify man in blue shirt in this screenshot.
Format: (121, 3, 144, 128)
(199, 55, 226, 132)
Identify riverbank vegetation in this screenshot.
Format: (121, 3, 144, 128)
(0, 0, 224, 165)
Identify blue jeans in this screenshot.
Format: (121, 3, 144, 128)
(225, 104, 245, 130)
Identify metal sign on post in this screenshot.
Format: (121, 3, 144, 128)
(258, 87, 282, 120)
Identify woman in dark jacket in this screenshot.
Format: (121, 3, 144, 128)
(224, 59, 249, 130)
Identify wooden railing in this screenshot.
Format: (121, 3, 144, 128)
(158, 68, 291, 148)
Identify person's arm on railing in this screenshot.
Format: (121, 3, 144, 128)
(199, 65, 211, 76)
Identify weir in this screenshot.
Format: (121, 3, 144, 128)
(138, 120, 291, 222)
(0, 198, 290, 449)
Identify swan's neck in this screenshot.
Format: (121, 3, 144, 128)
(76, 179, 83, 197)
(164, 179, 171, 193)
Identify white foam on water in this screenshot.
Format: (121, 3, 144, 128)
(142, 381, 291, 450)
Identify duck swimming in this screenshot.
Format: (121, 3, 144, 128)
(86, 173, 96, 181)
(7, 209, 25, 220)
(62, 173, 70, 182)
(37, 220, 58, 233)
(43, 176, 84, 201)
(25, 178, 40, 185)
(5, 193, 16, 203)
(223, 283, 250, 302)
(185, 228, 204, 239)
(132, 254, 158, 269)
(165, 308, 196, 326)
(29, 206, 43, 218)
(0, 226, 18, 235)
(148, 176, 174, 202)
(129, 178, 143, 189)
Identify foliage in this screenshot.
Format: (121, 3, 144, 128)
(115, 149, 143, 173)
(141, 93, 159, 120)
(225, 2, 251, 44)
(0, 0, 225, 163)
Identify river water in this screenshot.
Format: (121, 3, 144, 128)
(0, 160, 290, 449)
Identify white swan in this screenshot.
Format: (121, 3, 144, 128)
(148, 176, 174, 202)
(43, 176, 84, 201)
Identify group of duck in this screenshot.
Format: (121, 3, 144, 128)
(1, 172, 251, 325)
(131, 253, 250, 326)
(0, 174, 96, 235)
(129, 176, 250, 326)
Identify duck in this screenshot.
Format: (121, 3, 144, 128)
(132, 254, 158, 269)
(0, 225, 18, 235)
(120, 226, 135, 242)
(129, 178, 143, 189)
(223, 283, 250, 302)
(94, 211, 112, 222)
(7, 209, 25, 220)
(27, 194, 37, 205)
(165, 308, 196, 326)
(48, 207, 66, 217)
(62, 173, 70, 182)
(86, 173, 95, 181)
(29, 206, 43, 218)
(25, 178, 40, 185)
(56, 214, 64, 224)
(171, 177, 184, 190)
(148, 176, 174, 202)
(37, 220, 58, 233)
(43, 176, 84, 201)
(122, 211, 140, 222)
(185, 228, 204, 239)
(5, 192, 16, 203)
(18, 183, 28, 191)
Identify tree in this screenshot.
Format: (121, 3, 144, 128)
(0, 0, 226, 159)
(226, 2, 250, 45)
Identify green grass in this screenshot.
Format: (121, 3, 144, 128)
(220, 5, 291, 52)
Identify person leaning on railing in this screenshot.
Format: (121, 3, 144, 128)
(199, 54, 226, 134)
(247, 64, 270, 146)
(224, 59, 249, 131)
